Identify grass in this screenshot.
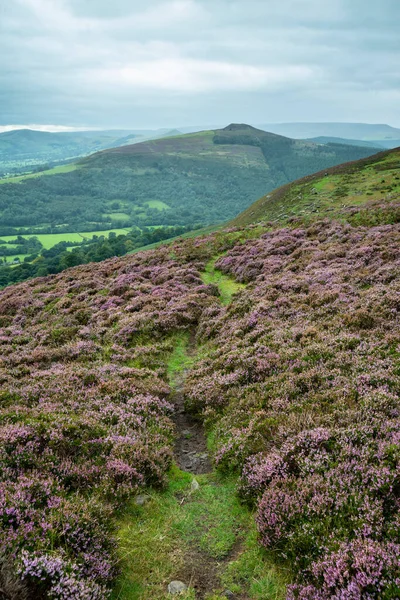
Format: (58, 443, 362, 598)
(1, 254, 30, 265)
(128, 224, 222, 255)
(220, 529, 287, 600)
(144, 200, 171, 210)
(167, 332, 195, 388)
(231, 147, 400, 227)
(105, 213, 132, 221)
(113, 305, 286, 599)
(111, 468, 287, 600)
(201, 258, 246, 305)
(0, 229, 130, 249)
(0, 163, 79, 184)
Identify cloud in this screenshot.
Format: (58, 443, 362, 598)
(91, 60, 315, 93)
(1, 0, 399, 128)
(0, 125, 100, 133)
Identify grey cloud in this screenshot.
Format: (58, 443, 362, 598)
(0, 0, 399, 128)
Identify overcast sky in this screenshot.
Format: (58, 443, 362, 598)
(1, 0, 399, 130)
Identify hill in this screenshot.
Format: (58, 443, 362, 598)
(306, 136, 384, 148)
(0, 128, 175, 174)
(259, 121, 400, 142)
(232, 146, 400, 227)
(0, 124, 379, 234)
(0, 145, 398, 599)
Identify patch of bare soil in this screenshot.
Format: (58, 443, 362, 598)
(173, 384, 212, 474)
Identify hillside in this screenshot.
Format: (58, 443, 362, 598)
(306, 136, 384, 148)
(0, 128, 176, 174)
(0, 124, 379, 234)
(259, 121, 400, 142)
(0, 147, 398, 599)
(232, 146, 400, 227)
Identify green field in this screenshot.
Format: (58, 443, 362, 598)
(0, 163, 79, 184)
(4, 254, 30, 263)
(144, 200, 171, 210)
(0, 228, 130, 249)
(104, 212, 131, 221)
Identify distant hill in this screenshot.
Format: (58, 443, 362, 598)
(0, 123, 380, 232)
(0, 128, 175, 173)
(306, 136, 384, 149)
(231, 146, 400, 227)
(258, 122, 400, 142)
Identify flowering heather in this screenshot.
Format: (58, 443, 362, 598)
(0, 246, 220, 597)
(184, 216, 400, 598)
(0, 199, 399, 597)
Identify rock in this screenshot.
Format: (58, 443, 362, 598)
(224, 591, 235, 598)
(168, 580, 187, 594)
(134, 494, 150, 506)
(191, 478, 200, 491)
(196, 452, 209, 460)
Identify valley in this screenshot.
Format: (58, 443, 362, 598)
(0, 125, 382, 289)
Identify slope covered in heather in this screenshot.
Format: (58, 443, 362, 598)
(0, 124, 379, 231)
(232, 146, 400, 227)
(0, 151, 398, 599)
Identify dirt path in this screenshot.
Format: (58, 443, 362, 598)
(113, 266, 286, 600)
(172, 377, 212, 475)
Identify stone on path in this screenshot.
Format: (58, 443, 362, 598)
(191, 478, 200, 491)
(168, 580, 188, 594)
(134, 494, 150, 506)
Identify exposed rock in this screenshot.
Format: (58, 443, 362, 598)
(191, 478, 200, 491)
(134, 494, 150, 506)
(168, 580, 188, 594)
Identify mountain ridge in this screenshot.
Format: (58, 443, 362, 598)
(0, 124, 383, 233)
(258, 121, 400, 141)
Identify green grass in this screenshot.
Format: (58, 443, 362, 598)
(201, 258, 246, 305)
(221, 529, 288, 600)
(232, 147, 400, 227)
(0, 229, 130, 249)
(111, 468, 287, 600)
(167, 333, 195, 388)
(128, 224, 222, 255)
(112, 274, 286, 599)
(2, 254, 30, 265)
(0, 163, 79, 184)
(144, 200, 171, 210)
(105, 213, 132, 221)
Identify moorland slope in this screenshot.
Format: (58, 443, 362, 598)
(232, 146, 400, 226)
(0, 149, 398, 599)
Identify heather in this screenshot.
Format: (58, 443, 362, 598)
(0, 192, 399, 597)
(0, 246, 223, 598)
(185, 217, 400, 598)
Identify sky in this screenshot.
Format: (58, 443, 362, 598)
(0, 0, 399, 131)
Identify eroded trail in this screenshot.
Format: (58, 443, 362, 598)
(112, 261, 286, 600)
(172, 336, 211, 475)
(173, 384, 211, 475)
